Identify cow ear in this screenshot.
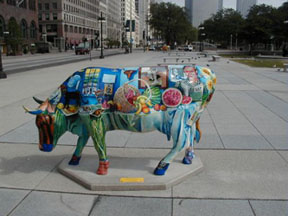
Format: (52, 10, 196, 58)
(23, 106, 43, 115)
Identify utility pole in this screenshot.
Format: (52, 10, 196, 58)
(129, 0, 133, 53)
(0, 45, 7, 79)
(98, 12, 105, 59)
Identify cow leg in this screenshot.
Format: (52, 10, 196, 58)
(90, 118, 109, 175)
(69, 134, 90, 165)
(154, 110, 188, 175)
(182, 124, 196, 165)
(195, 119, 202, 143)
(79, 112, 109, 175)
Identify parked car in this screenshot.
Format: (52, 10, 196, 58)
(75, 42, 90, 55)
(184, 45, 193, 52)
(149, 45, 156, 51)
(36, 42, 50, 53)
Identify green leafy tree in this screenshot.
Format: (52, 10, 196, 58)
(241, 4, 278, 51)
(6, 18, 23, 55)
(149, 2, 196, 47)
(202, 9, 244, 47)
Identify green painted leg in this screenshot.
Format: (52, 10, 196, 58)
(69, 135, 89, 165)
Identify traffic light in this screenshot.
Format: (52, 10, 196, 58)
(125, 20, 135, 32)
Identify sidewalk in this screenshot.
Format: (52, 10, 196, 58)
(0, 51, 287, 215)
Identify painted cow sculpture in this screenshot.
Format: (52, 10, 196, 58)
(24, 65, 216, 176)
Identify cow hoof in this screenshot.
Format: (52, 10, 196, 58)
(182, 151, 194, 165)
(154, 162, 169, 175)
(69, 155, 81, 165)
(96, 160, 109, 175)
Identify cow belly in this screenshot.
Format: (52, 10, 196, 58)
(103, 111, 165, 133)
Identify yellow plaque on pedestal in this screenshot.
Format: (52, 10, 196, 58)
(120, 177, 144, 183)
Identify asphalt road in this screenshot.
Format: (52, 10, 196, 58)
(2, 48, 126, 74)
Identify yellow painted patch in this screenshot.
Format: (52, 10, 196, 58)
(120, 177, 144, 183)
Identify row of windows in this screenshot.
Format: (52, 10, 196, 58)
(0, 16, 37, 39)
(38, 2, 57, 10)
(63, 3, 99, 20)
(63, 13, 97, 28)
(38, 13, 58, 21)
(5, 0, 36, 10)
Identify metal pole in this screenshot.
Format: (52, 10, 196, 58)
(100, 12, 104, 59)
(235, 33, 238, 50)
(0, 45, 7, 79)
(129, 0, 132, 53)
(230, 34, 233, 50)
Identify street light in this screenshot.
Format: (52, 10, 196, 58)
(98, 12, 105, 59)
(0, 31, 9, 79)
(198, 26, 205, 52)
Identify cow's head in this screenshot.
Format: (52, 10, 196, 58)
(23, 99, 56, 152)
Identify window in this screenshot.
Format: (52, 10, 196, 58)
(38, 13, 42, 20)
(19, 0, 26, 8)
(45, 13, 50, 20)
(38, 3, 42, 10)
(6, 0, 16, 6)
(21, 19, 28, 39)
(30, 21, 36, 39)
(29, 0, 36, 10)
(53, 13, 57, 20)
(45, 3, 49, 10)
(52, 2, 57, 9)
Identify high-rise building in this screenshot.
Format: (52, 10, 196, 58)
(185, 0, 223, 27)
(121, 0, 139, 46)
(237, 0, 257, 17)
(107, 0, 122, 41)
(135, 0, 150, 46)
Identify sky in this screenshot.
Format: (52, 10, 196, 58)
(161, 0, 287, 9)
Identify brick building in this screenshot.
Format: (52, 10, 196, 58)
(0, 0, 38, 54)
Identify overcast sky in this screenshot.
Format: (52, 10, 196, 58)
(162, 0, 287, 8)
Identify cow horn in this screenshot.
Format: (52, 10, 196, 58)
(33, 96, 44, 104)
(23, 106, 44, 115)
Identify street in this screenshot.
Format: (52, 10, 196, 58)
(0, 51, 287, 216)
(1, 48, 126, 75)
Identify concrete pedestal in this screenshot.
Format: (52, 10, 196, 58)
(58, 154, 203, 191)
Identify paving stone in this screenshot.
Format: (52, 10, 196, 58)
(90, 196, 171, 216)
(250, 200, 288, 216)
(223, 91, 288, 149)
(0, 143, 73, 189)
(196, 123, 224, 149)
(0, 188, 29, 216)
(279, 151, 288, 163)
(173, 199, 254, 216)
(246, 90, 288, 122)
(10, 191, 96, 216)
(173, 150, 288, 199)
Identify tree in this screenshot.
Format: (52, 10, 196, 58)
(242, 4, 278, 51)
(149, 2, 196, 47)
(6, 18, 23, 55)
(202, 9, 244, 48)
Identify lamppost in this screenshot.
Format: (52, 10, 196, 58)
(129, 0, 133, 53)
(98, 12, 105, 59)
(198, 26, 205, 52)
(230, 34, 233, 50)
(0, 31, 9, 79)
(0, 44, 7, 79)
